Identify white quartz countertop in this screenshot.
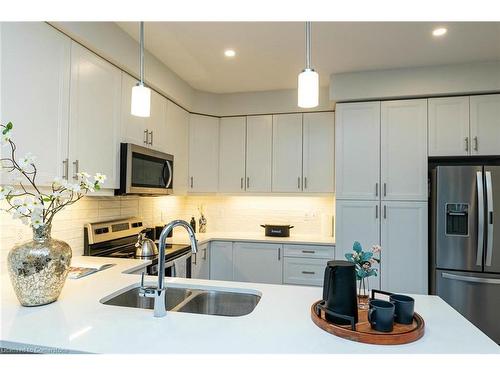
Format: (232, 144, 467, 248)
(1, 256, 499, 354)
(167, 231, 335, 246)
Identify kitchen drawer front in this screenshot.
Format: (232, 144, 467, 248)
(284, 258, 328, 286)
(283, 244, 334, 259)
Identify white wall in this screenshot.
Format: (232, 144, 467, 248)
(330, 61, 500, 102)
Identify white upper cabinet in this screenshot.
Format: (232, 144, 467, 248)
(145, 90, 167, 152)
(166, 101, 189, 195)
(272, 114, 303, 192)
(188, 114, 219, 192)
(69, 42, 121, 189)
(233, 242, 283, 284)
(335, 102, 381, 200)
(381, 99, 428, 201)
(218, 117, 246, 192)
(428, 96, 470, 157)
(303, 112, 335, 193)
(470, 94, 500, 156)
(380, 201, 428, 294)
(1, 22, 71, 186)
(335, 199, 381, 289)
(246, 115, 273, 192)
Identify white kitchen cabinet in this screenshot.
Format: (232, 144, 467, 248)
(283, 244, 335, 259)
(192, 242, 210, 279)
(188, 114, 219, 192)
(69, 42, 121, 190)
(381, 99, 428, 201)
(166, 101, 189, 195)
(218, 117, 246, 192)
(246, 115, 273, 192)
(470, 94, 500, 156)
(428, 96, 470, 157)
(120, 72, 167, 151)
(1, 22, 71, 186)
(233, 242, 283, 284)
(209, 241, 233, 281)
(302, 112, 335, 193)
(283, 257, 329, 286)
(335, 102, 381, 200)
(380, 201, 428, 294)
(272, 114, 303, 192)
(335, 200, 381, 289)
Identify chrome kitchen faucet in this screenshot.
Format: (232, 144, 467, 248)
(139, 220, 198, 317)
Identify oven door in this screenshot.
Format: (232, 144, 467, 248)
(117, 143, 174, 195)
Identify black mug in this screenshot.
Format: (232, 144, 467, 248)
(368, 299, 395, 332)
(390, 294, 415, 324)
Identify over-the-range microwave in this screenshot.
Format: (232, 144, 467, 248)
(115, 143, 174, 196)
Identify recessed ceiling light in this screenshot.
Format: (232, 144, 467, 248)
(432, 27, 447, 37)
(224, 49, 236, 58)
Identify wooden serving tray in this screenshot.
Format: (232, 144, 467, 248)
(311, 300, 425, 345)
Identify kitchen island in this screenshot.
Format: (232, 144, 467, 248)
(1, 256, 498, 354)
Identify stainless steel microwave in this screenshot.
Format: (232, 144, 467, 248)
(115, 143, 173, 196)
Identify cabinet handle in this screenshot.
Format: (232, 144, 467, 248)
(278, 248, 281, 261)
(241, 177, 244, 190)
(304, 177, 307, 190)
(474, 136, 478, 151)
(144, 129, 149, 145)
(375, 205, 379, 219)
(193, 253, 197, 265)
(202, 248, 207, 260)
(298, 177, 301, 189)
(62, 158, 69, 180)
(301, 271, 315, 275)
(383, 205, 387, 219)
(190, 177, 193, 188)
(72, 159, 79, 180)
(383, 183, 387, 197)
(375, 183, 379, 197)
(246, 177, 250, 189)
(302, 250, 315, 254)
(149, 131, 153, 146)
(465, 137, 469, 152)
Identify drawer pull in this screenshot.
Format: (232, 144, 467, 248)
(301, 271, 315, 275)
(302, 250, 315, 254)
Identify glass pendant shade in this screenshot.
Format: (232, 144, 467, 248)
(297, 68, 319, 108)
(131, 84, 151, 117)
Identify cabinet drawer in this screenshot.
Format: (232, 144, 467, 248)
(283, 244, 334, 259)
(284, 258, 328, 286)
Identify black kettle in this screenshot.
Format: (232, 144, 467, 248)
(322, 260, 358, 325)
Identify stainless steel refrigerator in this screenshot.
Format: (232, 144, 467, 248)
(431, 165, 500, 344)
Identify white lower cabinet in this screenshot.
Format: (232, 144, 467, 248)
(335, 200, 382, 290)
(209, 241, 234, 281)
(283, 258, 328, 286)
(233, 242, 283, 284)
(380, 201, 428, 294)
(192, 242, 210, 279)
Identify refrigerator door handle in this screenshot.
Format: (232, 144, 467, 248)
(476, 171, 485, 266)
(485, 171, 494, 267)
(442, 272, 500, 285)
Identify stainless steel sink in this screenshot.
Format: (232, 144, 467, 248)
(176, 290, 261, 317)
(101, 286, 261, 317)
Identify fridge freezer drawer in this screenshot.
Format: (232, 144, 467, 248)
(436, 269, 500, 344)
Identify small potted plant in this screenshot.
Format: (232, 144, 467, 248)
(1, 122, 106, 306)
(345, 241, 381, 309)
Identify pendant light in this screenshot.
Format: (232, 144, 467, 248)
(297, 22, 319, 108)
(131, 21, 151, 117)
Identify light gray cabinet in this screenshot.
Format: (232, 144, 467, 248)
(209, 241, 233, 281)
(192, 242, 210, 279)
(233, 242, 283, 284)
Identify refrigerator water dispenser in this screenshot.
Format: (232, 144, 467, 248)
(445, 203, 469, 236)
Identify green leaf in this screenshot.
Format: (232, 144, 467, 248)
(361, 251, 373, 262)
(352, 241, 363, 253)
(345, 253, 354, 262)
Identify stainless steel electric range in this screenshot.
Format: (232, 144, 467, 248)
(84, 217, 192, 277)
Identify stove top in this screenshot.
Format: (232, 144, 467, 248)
(107, 243, 191, 261)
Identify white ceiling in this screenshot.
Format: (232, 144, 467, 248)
(116, 22, 500, 94)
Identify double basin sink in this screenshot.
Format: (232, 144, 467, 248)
(101, 285, 261, 317)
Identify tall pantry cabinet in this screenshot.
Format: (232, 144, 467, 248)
(335, 99, 428, 294)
